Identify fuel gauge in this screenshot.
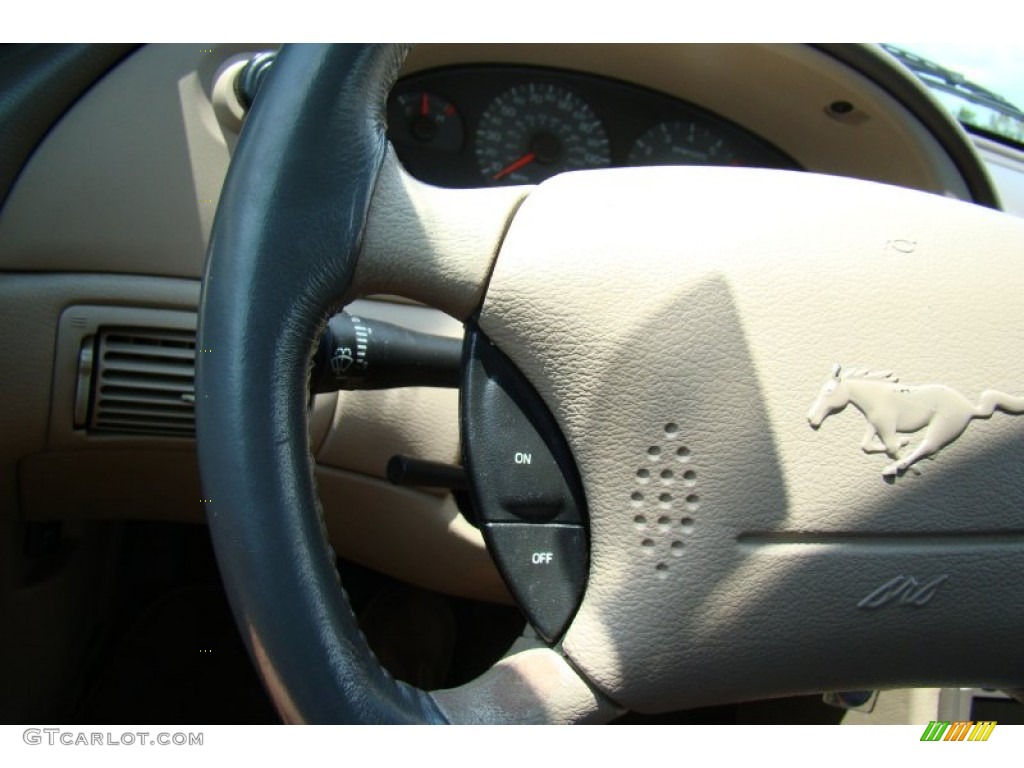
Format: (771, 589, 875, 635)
(388, 91, 465, 154)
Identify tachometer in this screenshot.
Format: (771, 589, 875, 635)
(475, 83, 610, 185)
(629, 120, 741, 167)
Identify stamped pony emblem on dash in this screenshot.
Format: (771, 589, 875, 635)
(807, 363, 1024, 477)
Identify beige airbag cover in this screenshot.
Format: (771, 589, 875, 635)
(477, 167, 1024, 711)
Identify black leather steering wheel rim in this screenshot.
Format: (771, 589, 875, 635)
(196, 43, 445, 724)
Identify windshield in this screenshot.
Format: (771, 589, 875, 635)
(884, 44, 1024, 149)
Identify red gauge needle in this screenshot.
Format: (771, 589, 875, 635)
(420, 92, 429, 116)
(492, 152, 537, 181)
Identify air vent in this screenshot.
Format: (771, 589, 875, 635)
(90, 327, 196, 437)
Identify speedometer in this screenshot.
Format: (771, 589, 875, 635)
(475, 83, 611, 185)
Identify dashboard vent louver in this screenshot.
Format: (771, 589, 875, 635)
(90, 327, 196, 437)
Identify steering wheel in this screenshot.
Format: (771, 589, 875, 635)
(196, 44, 1024, 723)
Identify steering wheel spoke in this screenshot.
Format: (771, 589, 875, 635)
(353, 149, 529, 319)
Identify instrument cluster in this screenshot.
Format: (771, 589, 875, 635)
(387, 66, 800, 188)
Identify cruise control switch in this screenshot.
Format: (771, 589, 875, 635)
(311, 311, 461, 392)
(461, 323, 589, 642)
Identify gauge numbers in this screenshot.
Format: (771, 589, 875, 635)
(629, 120, 741, 167)
(476, 83, 611, 185)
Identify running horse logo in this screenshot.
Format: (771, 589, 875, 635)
(807, 364, 1024, 476)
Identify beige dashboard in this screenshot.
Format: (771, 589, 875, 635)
(0, 43, 1012, 609)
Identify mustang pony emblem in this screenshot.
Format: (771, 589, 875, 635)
(807, 364, 1024, 476)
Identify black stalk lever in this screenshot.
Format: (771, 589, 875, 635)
(387, 455, 468, 491)
(311, 311, 461, 392)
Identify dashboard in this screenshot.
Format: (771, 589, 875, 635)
(3, 43, 1024, 725)
(0, 45, 1015, 578)
(387, 66, 800, 188)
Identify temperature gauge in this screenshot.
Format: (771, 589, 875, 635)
(387, 91, 465, 154)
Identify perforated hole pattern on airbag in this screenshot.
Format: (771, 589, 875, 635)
(630, 424, 697, 578)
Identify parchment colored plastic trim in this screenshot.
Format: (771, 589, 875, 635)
(16, 279, 495, 604)
(971, 134, 1024, 217)
(2, 44, 987, 279)
(49, 305, 197, 450)
(0, 44, 138, 212)
(814, 44, 1000, 209)
(0, 45, 232, 278)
